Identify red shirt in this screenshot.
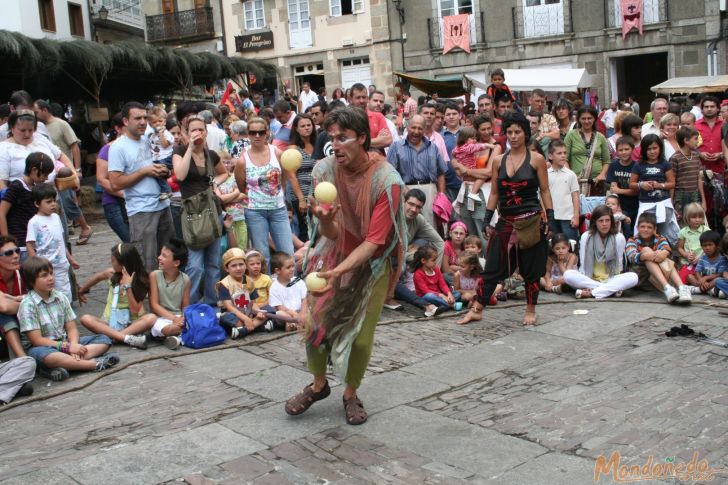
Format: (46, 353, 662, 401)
(414, 266, 450, 297)
(341, 184, 401, 258)
(695, 117, 724, 173)
(0, 270, 25, 297)
(367, 110, 389, 141)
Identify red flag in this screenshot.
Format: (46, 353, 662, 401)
(442, 14, 471, 54)
(219, 81, 234, 107)
(621, 0, 643, 39)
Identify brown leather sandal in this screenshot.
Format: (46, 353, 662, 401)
(284, 381, 331, 416)
(343, 395, 368, 425)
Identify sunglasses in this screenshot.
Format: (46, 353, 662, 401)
(0, 248, 20, 257)
(249, 130, 267, 137)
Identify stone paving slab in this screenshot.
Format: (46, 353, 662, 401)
(403, 329, 573, 387)
(358, 369, 451, 413)
(59, 423, 265, 485)
(225, 364, 325, 402)
(358, 406, 548, 479)
(170, 348, 279, 381)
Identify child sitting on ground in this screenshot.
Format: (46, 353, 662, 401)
(149, 238, 191, 350)
(677, 203, 710, 285)
(147, 106, 174, 200)
(625, 213, 692, 304)
(216, 248, 269, 339)
(246, 250, 272, 307)
(268, 252, 307, 332)
(453, 251, 482, 303)
(442, 221, 467, 278)
(78, 243, 155, 349)
(451, 127, 495, 202)
(686, 231, 728, 296)
(464, 235, 486, 268)
(26, 184, 80, 304)
(18, 256, 119, 381)
(413, 246, 460, 310)
(540, 233, 578, 294)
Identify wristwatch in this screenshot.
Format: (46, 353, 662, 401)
(121, 284, 132, 291)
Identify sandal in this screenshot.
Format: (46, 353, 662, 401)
(76, 229, 94, 246)
(343, 395, 368, 425)
(284, 381, 331, 416)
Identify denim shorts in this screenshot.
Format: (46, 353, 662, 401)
(28, 334, 112, 366)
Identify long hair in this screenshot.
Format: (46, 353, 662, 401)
(111, 243, 149, 302)
(290, 113, 317, 149)
(410, 245, 438, 272)
(460, 250, 482, 276)
(589, 205, 617, 235)
(640, 134, 664, 163)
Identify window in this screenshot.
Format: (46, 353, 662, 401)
(38, 0, 56, 32)
(526, 0, 560, 5)
(68, 3, 84, 36)
(439, 0, 472, 17)
(330, 0, 364, 17)
(244, 0, 265, 30)
(161, 0, 174, 14)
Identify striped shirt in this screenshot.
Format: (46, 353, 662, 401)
(625, 235, 671, 265)
(18, 289, 76, 341)
(387, 137, 448, 184)
(669, 149, 701, 192)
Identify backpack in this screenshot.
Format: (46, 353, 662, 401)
(181, 303, 226, 349)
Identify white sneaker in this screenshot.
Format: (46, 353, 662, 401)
(677, 285, 693, 304)
(264, 320, 275, 332)
(687, 285, 701, 294)
(125, 334, 147, 349)
(467, 192, 482, 202)
(424, 306, 438, 317)
(663, 285, 679, 303)
(164, 336, 182, 350)
(719, 290, 727, 299)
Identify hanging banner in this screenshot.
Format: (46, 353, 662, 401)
(442, 14, 471, 54)
(620, 0, 643, 39)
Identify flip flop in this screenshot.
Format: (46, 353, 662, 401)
(76, 230, 94, 246)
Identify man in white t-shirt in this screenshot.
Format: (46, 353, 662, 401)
(601, 101, 619, 138)
(298, 82, 319, 114)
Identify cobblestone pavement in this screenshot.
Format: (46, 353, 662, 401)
(2, 214, 728, 484)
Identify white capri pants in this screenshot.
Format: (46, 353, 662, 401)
(563, 270, 639, 299)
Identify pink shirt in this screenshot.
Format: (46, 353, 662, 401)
(427, 131, 450, 162)
(452, 143, 490, 169)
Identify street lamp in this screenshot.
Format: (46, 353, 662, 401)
(98, 5, 108, 20)
(392, 0, 405, 24)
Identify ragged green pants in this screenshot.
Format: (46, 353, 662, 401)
(306, 263, 390, 389)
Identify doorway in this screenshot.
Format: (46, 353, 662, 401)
(611, 52, 668, 112)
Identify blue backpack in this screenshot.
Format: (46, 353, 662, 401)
(181, 304, 226, 349)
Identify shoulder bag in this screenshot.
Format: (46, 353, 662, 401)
(180, 150, 223, 250)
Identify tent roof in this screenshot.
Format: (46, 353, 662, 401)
(650, 76, 728, 95)
(394, 71, 467, 98)
(465, 68, 591, 92)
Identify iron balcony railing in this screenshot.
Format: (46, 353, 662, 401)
(512, 0, 573, 39)
(145, 6, 215, 43)
(427, 12, 485, 50)
(604, 0, 668, 29)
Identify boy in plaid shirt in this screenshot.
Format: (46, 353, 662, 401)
(18, 256, 119, 382)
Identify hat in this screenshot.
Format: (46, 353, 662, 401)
(222, 248, 246, 268)
(432, 192, 453, 223)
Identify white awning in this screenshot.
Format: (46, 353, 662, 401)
(464, 68, 592, 93)
(650, 76, 728, 95)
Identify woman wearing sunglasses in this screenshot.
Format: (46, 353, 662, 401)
(0, 235, 27, 360)
(234, 117, 294, 270)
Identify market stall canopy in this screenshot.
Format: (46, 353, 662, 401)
(394, 71, 467, 98)
(650, 76, 728, 95)
(464, 68, 592, 92)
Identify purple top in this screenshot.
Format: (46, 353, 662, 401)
(99, 143, 121, 206)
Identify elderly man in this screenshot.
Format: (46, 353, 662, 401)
(350, 83, 392, 152)
(384, 188, 445, 313)
(529, 89, 560, 142)
(387, 114, 447, 227)
(641, 98, 668, 138)
(284, 106, 406, 426)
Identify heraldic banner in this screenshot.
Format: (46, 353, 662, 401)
(443, 14, 471, 54)
(620, 0, 643, 39)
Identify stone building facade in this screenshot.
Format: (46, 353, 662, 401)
(392, 0, 725, 108)
(222, 0, 394, 97)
